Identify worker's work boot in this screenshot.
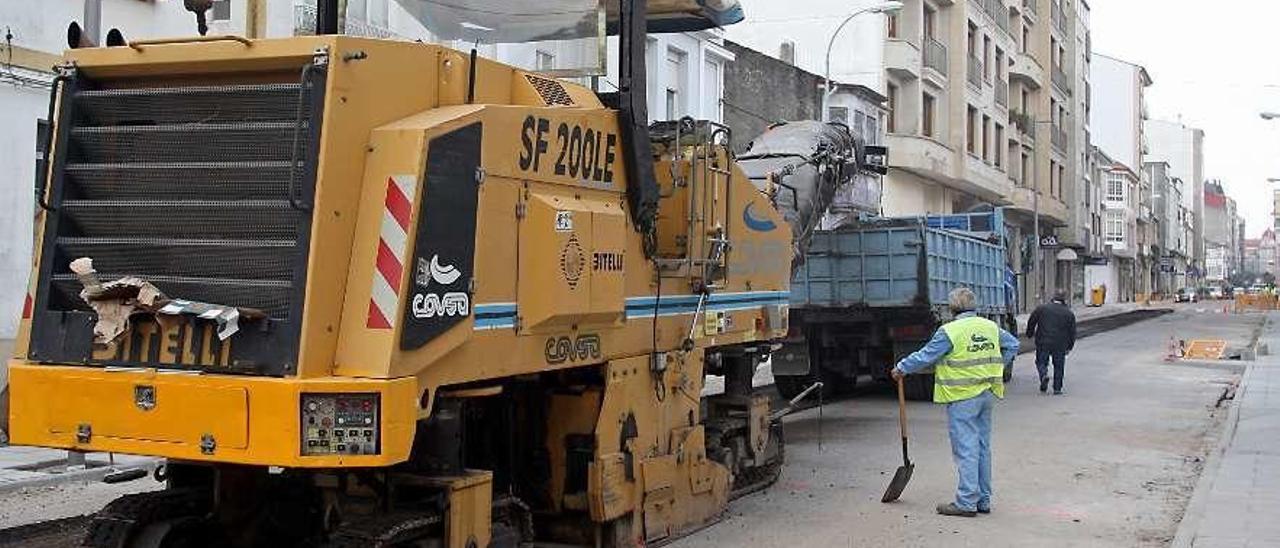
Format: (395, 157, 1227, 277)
(936, 502, 977, 517)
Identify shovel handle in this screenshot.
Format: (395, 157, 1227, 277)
(896, 376, 908, 439)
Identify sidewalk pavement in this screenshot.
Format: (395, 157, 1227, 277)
(1173, 312, 1280, 548)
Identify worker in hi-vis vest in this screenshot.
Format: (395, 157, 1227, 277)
(891, 287, 1020, 517)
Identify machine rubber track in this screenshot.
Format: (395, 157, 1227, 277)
(707, 420, 786, 501)
(322, 511, 443, 548)
(81, 489, 210, 548)
(729, 427, 784, 500)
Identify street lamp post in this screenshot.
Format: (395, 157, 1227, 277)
(822, 1, 904, 122)
(1029, 118, 1057, 307)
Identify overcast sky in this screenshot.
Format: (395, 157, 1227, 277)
(1090, 0, 1280, 238)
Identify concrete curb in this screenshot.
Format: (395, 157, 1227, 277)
(1169, 349, 1257, 547)
(0, 459, 160, 496)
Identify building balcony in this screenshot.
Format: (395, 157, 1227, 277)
(1009, 51, 1044, 89)
(1051, 124, 1067, 152)
(995, 79, 1009, 109)
(985, 0, 1011, 36)
(964, 154, 1015, 202)
(1051, 0, 1068, 34)
(967, 55, 983, 89)
(885, 39, 923, 80)
(1010, 110, 1034, 138)
(1007, 186, 1069, 225)
(1017, 0, 1037, 20)
(923, 36, 948, 78)
(887, 134, 954, 176)
(1051, 66, 1072, 95)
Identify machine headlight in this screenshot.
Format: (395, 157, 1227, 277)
(301, 393, 381, 456)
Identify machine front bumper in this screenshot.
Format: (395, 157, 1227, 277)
(7, 362, 418, 468)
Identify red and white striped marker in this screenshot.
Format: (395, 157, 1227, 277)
(367, 174, 417, 330)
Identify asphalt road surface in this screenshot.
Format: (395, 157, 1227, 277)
(674, 303, 1255, 548)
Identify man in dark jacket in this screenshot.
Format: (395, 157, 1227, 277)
(1026, 291, 1077, 395)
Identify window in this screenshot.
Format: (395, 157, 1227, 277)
(922, 93, 936, 137)
(924, 5, 936, 39)
(995, 47, 1005, 81)
(211, 0, 231, 21)
(779, 41, 796, 65)
(1050, 160, 1058, 196)
(1022, 26, 1030, 54)
(1022, 153, 1031, 188)
(887, 82, 899, 133)
(665, 48, 687, 119)
(983, 35, 992, 81)
(1106, 210, 1126, 244)
(704, 59, 723, 122)
(995, 125, 1005, 168)
(1021, 89, 1030, 113)
(968, 23, 978, 57)
(854, 110, 867, 135)
(1107, 171, 1126, 202)
(828, 106, 849, 125)
(887, 13, 899, 38)
(536, 50, 555, 72)
(346, 0, 389, 26)
(982, 114, 991, 161)
(967, 105, 978, 154)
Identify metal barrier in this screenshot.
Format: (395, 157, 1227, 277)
(1235, 294, 1279, 313)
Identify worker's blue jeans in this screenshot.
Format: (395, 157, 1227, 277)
(947, 389, 995, 512)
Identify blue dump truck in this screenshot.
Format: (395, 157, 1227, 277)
(772, 208, 1014, 401)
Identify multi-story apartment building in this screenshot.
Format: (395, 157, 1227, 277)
(1146, 161, 1189, 294)
(1241, 229, 1277, 278)
(1203, 181, 1241, 284)
(1146, 118, 1206, 280)
(1089, 52, 1151, 302)
(729, 0, 1086, 312)
(1091, 148, 1139, 302)
(0, 0, 729, 341)
(1060, 0, 1099, 303)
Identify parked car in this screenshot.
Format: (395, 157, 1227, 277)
(1208, 287, 1224, 300)
(1174, 287, 1198, 303)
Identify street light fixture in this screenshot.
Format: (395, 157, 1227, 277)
(1262, 112, 1280, 120)
(822, 1, 905, 122)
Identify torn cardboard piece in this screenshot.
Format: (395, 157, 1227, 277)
(69, 257, 264, 347)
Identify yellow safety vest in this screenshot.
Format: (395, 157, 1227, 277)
(935, 316, 1006, 404)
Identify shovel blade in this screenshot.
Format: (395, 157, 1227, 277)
(880, 463, 914, 503)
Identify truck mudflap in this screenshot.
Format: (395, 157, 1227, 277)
(768, 341, 810, 376)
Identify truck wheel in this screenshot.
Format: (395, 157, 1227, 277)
(902, 374, 934, 401)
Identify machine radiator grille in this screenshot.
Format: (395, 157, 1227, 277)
(30, 68, 326, 375)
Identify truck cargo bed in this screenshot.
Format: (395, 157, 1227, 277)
(790, 211, 1008, 314)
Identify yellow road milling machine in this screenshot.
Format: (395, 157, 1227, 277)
(7, 1, 880, 545)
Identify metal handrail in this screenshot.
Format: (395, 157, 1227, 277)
(967, 55, 983, 88)
(128, 35, 251, 50)
(924, 36, 948, 76)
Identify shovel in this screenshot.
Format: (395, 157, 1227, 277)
(881, 376, 914, 503)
